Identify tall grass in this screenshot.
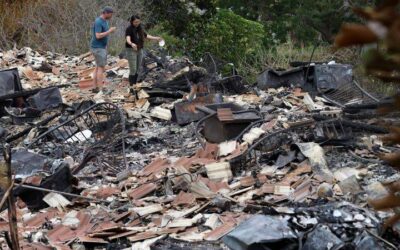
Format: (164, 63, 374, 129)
(0, 0, 145, 55)
(236, 41, 337, 83)
(0, 0, 33, 49)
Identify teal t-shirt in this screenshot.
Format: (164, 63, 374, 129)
(91, 17, 109, 49)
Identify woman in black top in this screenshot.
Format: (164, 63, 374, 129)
(125, 15, 163, 92)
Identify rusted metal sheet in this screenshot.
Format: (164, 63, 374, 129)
(199, 176, 231, 193)
(194, 143, 219, 159)
(128, 231, 159, 242)
(204, 222, 236, 241)
(24, 211, 59, 228)
(261, 184, 275, 194)
(293, 179, 313, 202)
(47, 225, 77, 243)
(141, 158, 170, 176)
(77, 236, 108, 244)
(172, 191, 196, 207)
(217, 108, 234, 122)
(94, 186, 120, 199)
(129, 183, 158, 200)
(174, 94, 223, 125)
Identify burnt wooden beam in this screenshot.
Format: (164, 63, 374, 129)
(0, 84, 69, 102)
(3, 145, 20, 250)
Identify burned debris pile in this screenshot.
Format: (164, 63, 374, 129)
(0, 47, 399, 249)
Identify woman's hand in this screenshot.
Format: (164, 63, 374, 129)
(131, 43, 138, 51)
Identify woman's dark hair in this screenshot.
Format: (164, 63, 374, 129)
(129, 15, 145, 41)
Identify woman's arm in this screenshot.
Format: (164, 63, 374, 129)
(146, 35, 163, 41)
(126, 36, 138, 50)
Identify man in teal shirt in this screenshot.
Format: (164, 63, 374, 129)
(90, 6, 116, 92)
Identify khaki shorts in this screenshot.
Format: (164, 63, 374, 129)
(91, 48, 107, 67)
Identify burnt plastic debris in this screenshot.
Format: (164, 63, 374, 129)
(10, 149, 76, 210)
(314, 64, 353, 93)
(27, 87, 63, 111)
(152, 67, 206, 94)
(11, 149, 49, 179)
(14, 164, 75, 210)
(0, 127, 6, 139)
(257, 63, 379, 107)
(210, 195, 232, 211)
(313, 64, 378, 106)
(257, 67, 305, 89)
(223, 215, 297, 250)
(150, 53, 245, 103)
(275, 150, 297, 168)
(0, 68, 24, 115)
(0, 68, 23, 97)
(209, 75, 247, 95)
(257, 64, 354, 93)
(70, 100, 95, 114)
(4, 106, 41, 125)
(302, 225, 344, 250)
(353, 231, 383, 250)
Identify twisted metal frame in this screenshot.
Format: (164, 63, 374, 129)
(27, 102, 127, 172)
(320, 80, 380, 108)
(228, 118, 387, 172)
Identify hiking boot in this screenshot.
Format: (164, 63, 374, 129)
(129, 74, 138, 86)
(129, 74, 138, 98)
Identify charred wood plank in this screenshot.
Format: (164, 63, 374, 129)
(5, 112, 61, 143)
(340, 120, 388, 134)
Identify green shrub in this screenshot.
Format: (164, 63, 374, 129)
(146, 0, 217, 37)
(196, 9, 265, 64)
(146, 24, 186, 56)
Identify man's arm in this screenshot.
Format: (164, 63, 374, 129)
(96, 27, 116, 39)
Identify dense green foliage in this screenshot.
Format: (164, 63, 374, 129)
(218, 0, 379, 44)
(147, 1, 267, 72)
(145, 0, 378, 79)
(196, 9, 265, 63)
(146, 0, 217, 37)
(145, 0, 217, 60)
